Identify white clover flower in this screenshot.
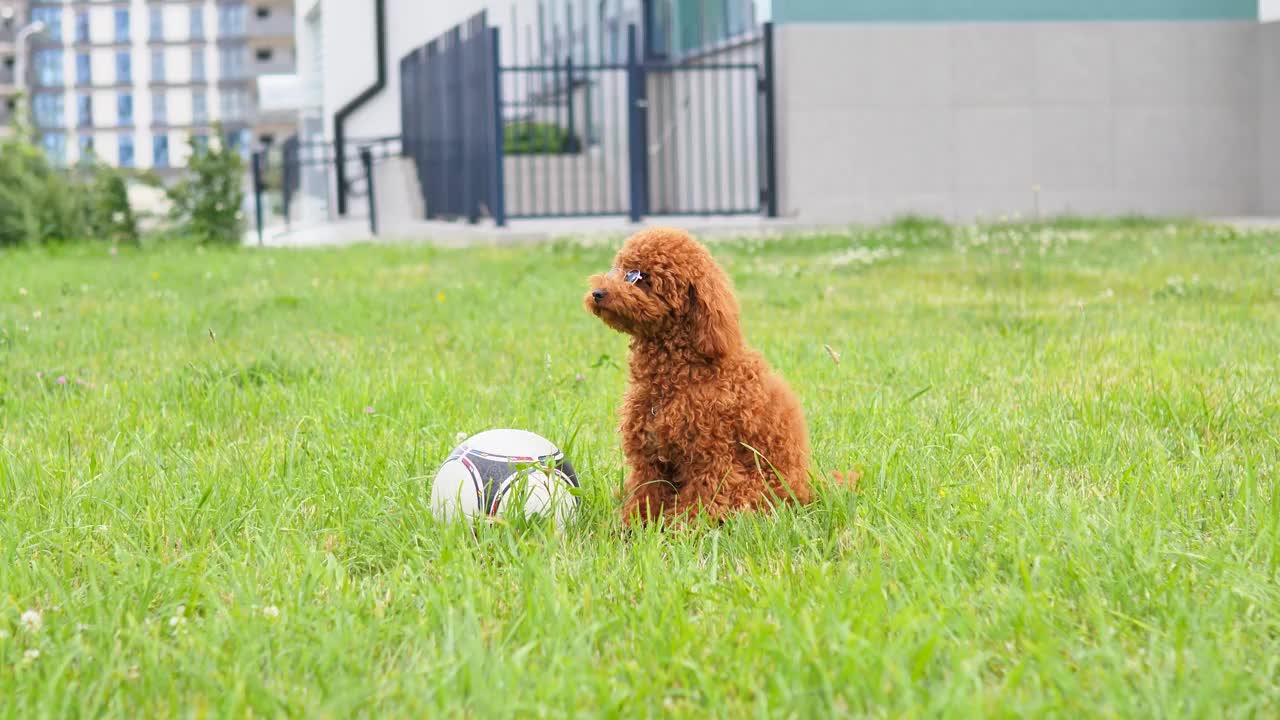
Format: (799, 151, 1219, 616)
(263, 605, 280, 619)
(20, 609, 42, 633)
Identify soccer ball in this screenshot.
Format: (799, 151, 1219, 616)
(430, 429, 580, 527)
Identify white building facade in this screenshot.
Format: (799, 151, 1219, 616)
(24, 0, 282, 171)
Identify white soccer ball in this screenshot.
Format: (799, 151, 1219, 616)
(430, 429, 580, 527)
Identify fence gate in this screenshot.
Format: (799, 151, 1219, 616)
(400, 13, 505, 224)
(399, 16, 778, 226)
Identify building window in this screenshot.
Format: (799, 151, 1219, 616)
(78, 134, 94, 163)
(256, 48, 273, 62)
(114, 9, 130, 44)
(75, 10, 89, 44)
(119, 134, 135, 168)
(151, 49, 165, 83)
(149, 6, 163, 40)
(219, 46, 245, 79)
(218, 4, 246, 36)
(190, 6, 204, 40)
(35, 50, 63, 87)
(32, 8, 62, 42)
(219, 87, 247, 121)
(153, 134, 169, 168)
(33, 93, 65, 128)
(192, 91, 208, 123)
(152, 92, 167, 124)
(77, 93, 92, 127)
(191, 48, 206, 81)
(41, 133, 67, 167)
(224, 127, 251, 157)
(76, 52, 91, 86)
(644, 0, 754, 58)
(117, 93, 133, 126)
(116, 51, 131, 84)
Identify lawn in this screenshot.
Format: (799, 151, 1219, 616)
(2, 222, 1279, 717)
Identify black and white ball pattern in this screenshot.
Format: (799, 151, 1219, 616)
(430, 429, 580, 527)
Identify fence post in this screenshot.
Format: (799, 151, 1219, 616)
(626, 24, 649, 223)
(361, 147, 378, 236)
(334, 132, 347, 217)
(489, 27, 507, 227)
(251, 150, 265, 246)
(761, 22, 779, 219)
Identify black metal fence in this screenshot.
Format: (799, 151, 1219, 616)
(250, 135, 402, 244)
(396, 11, 778, 226)
(400, 12, 505, 225)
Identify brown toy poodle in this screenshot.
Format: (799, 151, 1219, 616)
(585, 228, 812, 525)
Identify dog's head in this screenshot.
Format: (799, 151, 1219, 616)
(584, 228, 741, 359)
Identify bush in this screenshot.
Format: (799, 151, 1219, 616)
(504, 122, 581, 155)
(85, 162, 140, 246)
(0, 129, 89, 247)
(166, 131, 245, 245)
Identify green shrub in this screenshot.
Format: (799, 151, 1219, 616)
(0, 129, 90, 247)
(504, 122, 581, 155)
(166, 130, 245, 245)
(85, 162, 140, 246)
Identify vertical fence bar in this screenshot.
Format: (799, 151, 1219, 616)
(732, 64, 742, 212)
(567, 53, 580, 216)
(281, 137, 295, 228)
(251, 150, 265, 246)
(626, 24, 648, 223)
(761, 21, 778, 218)
(490, 27, 507, 226)
(361, 146, 378, 235)
(554, 51, 566, 217)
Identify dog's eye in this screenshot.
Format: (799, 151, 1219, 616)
(624, 270, 647, 285)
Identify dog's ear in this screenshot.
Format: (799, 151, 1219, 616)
(687, 271, 741, 359)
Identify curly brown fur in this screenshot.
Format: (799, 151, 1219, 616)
(584, 228, 812, 525)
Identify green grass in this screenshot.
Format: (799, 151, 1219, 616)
(2, 223, 1279, 717)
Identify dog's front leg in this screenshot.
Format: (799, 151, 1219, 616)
(619, 445, 676, 526)
(666, 457, 748, 524)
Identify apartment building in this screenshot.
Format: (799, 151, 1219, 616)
(246, 0, 294, 147)
(1, 1, 31, 136)
(20, 0, 294, 171)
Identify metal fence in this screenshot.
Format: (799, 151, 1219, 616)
(396, 11, 778, 226)
(250, 135, 402, 243)
(399, 12, 505, 224)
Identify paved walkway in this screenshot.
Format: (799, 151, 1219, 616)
(245, 214, 1280, 249)
(244, 214, 841, 249)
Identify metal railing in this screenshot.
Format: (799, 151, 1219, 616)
(250, 135, 401, 244)
(396, 10, 777, 226)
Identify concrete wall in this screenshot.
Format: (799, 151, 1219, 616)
(774, 21, 1264, 223)
(301, 0, 489, 142)
(1262, 20, 1280, 213)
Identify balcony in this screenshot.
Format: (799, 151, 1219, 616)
(249, 50, 295, 76)
(247, 10, 294, 41)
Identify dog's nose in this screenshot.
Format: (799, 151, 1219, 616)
(591, 289, 607, 303)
